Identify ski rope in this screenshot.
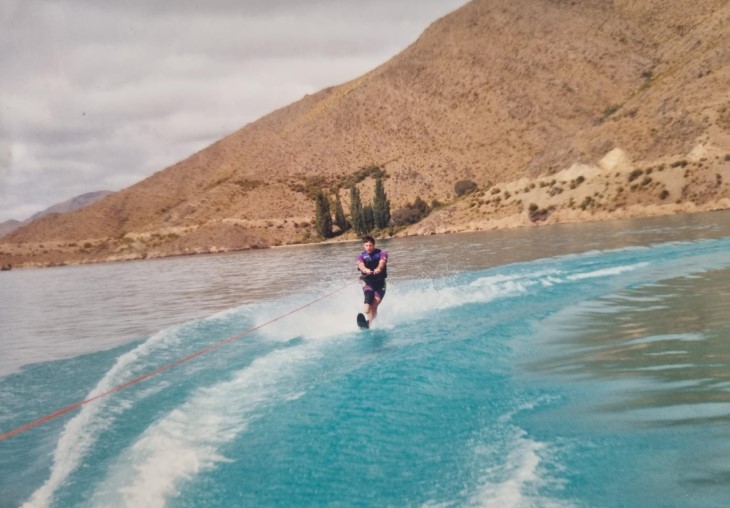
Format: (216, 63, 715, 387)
(0, 277, 360, 441)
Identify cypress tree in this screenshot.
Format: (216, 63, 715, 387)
(334, 193, 349, 232)
(373, 177, 390, 229)
(315, 190, 333, 238)
(362, 204, 375, 234)
(350, 185, 364, 235)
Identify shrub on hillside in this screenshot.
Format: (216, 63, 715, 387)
(392, 196, 431, 226)
(627, 169, 643, 182)
(454, 179, 478, 197)
(528, 203, 549, 222)
(341, 165, 387, 190)
(391, 207, 423, 226)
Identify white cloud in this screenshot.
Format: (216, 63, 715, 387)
(0, 0, 467, 222)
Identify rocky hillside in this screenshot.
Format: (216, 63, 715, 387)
(2, 0, 729, 268)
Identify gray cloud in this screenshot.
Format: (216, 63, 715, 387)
(0, 0, 467, 222)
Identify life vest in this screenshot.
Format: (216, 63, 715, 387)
(359, 248, 387, 280)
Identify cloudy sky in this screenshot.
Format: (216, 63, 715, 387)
(0, 0, 467, 223)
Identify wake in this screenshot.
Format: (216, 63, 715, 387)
(22, 237, 730, 506)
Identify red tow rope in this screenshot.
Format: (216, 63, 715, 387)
(0, 278, 359, 441)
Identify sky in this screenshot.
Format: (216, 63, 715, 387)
(0, 0, 467, 223)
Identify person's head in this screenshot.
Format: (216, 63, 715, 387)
(362, 235, 375, 253)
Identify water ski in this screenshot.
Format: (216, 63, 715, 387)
(356, 313, 369, 329)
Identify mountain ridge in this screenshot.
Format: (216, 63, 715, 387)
(0, 191, 113, 239)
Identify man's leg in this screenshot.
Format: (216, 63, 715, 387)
(363, 289, 374, 323)
(368, 296, 381, 323)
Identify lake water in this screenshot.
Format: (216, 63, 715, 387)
(1, 211, 730, 507)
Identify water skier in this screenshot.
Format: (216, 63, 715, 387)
(356, 235, 388, 329)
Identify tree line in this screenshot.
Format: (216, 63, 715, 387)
(313, 169, 457, 239)
(315, 176, 391, 238)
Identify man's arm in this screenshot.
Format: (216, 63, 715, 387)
(373, 253, 387, 274)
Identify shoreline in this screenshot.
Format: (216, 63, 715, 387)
(3, 203, 729, 270)
(3, 144, 728, 270)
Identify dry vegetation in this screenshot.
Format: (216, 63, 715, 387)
(1, 0, 729, 268)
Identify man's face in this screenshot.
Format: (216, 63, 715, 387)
(363, 241, 375, 254)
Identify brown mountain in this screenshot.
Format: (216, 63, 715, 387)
(2, 0, 729, 268)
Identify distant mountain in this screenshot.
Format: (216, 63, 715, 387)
(28, 191, 114, 222)
(0, 191, 113, 239)
(1, 0, 728, 268)
(0, 220, 22, 238)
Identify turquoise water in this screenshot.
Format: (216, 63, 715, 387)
(1, 211, 730, 507)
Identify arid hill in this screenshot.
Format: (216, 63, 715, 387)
(2, 0, 729, 268)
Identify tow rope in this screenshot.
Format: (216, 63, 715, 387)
(0, 277, 359, 441)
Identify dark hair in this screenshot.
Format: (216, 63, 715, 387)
(362, 235, 375, 244)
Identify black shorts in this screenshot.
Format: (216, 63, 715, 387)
(363, 281, 386, 305)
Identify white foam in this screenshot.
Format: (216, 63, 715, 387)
(254, 284, 364, 340)
(90, 344, 323, 507)
(251, 272, 539, 339)
(626, 402, 730, 423)
(241, 260, 652, 342)
(467, 428, 573, 508)
(460, 396, 573, 508)
(377, 272, 546, 330)
(22, 309, 249, 508)
(22, 325, 191, 508)
(633, 363, 695, 372)
(624, 332, 704, 346)
(566, 262, 648, 281)
(471, 433, 545, 507)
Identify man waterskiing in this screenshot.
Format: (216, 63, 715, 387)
(356, 235, 388, 329)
